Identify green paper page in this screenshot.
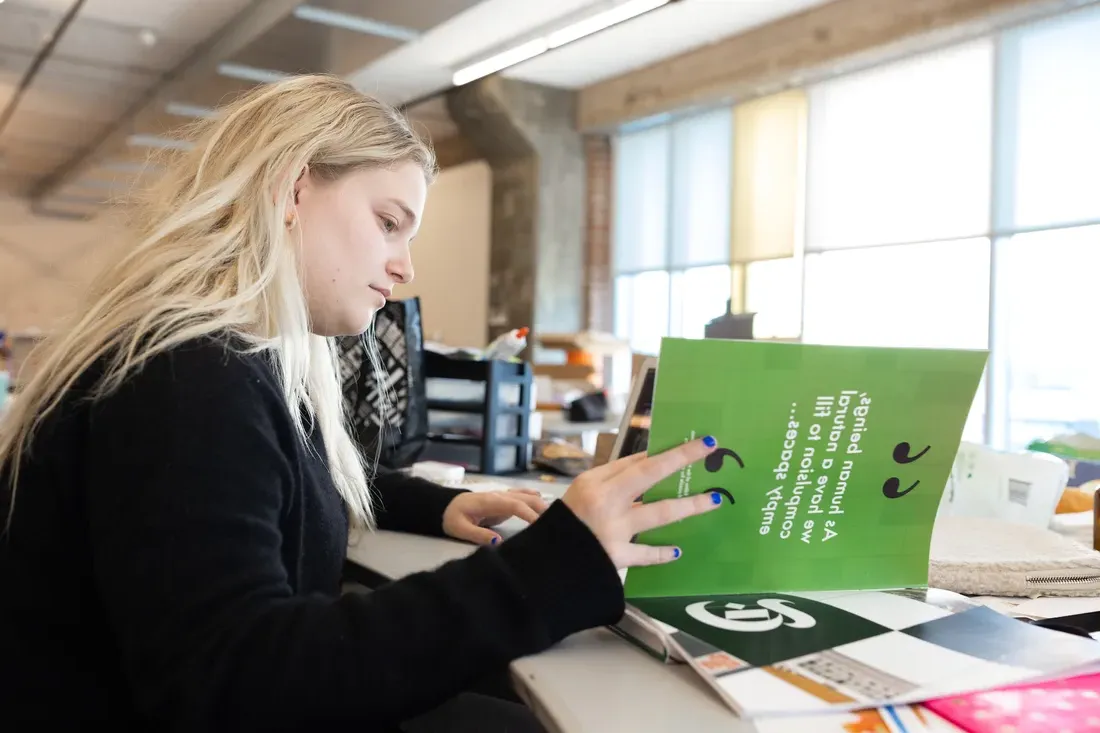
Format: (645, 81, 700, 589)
(624, 338, 987, 600)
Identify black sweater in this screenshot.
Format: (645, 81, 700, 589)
(0, 337, 624, 731)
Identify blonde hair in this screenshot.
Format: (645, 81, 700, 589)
(0, 74, 437, 531)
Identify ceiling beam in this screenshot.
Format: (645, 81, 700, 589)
(433, 135, 481, 170)
(577, 0, 1094, 131)
(31, 0, 305, 202)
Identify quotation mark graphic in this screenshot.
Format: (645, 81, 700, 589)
(705, 447, 744, 505)
(882, 441, 931, 499)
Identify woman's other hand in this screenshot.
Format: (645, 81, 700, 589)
(442, 489, 549, 545)
(561, 436, 723, 569)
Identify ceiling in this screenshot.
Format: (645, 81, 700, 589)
(0, 0, 832, 220)
(506, 0, 832, 89)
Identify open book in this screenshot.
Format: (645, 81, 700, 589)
(614, 338, 1100, 720)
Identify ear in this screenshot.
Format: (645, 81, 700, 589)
(291, 164, 310, 205)
(274, 164, 310, 207)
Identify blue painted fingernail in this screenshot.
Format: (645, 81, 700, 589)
(711, 492, 723, 505)
(490, 536, 499, 546)
(703, 435, 717, 448)
(673, 547, 681, 559)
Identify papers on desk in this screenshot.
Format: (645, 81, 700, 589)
(600, 340, 1100, 725)
(613, 587, 1100, 721)
(754, 704, 962, 732)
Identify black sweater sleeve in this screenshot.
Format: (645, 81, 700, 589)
(82, 346, 623, 731)
(371, 465, 464, 537)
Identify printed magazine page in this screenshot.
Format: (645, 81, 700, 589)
(625, 338, 988, 599)
(618, 588, 1100, 719)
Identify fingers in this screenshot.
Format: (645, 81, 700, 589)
(505, 491, 549, 518)
(577, 451, 648, 484)
(477, 494, 542, 524)
(629, 491, 723, 536)
(508, 488, 542, 497)
(614, 437, 717, 501)
(507, 499, 543, 524)
(449, 517, 501, 546)
(621, 543, 682, 567)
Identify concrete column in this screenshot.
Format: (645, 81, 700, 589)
(446, 77, 585, 344)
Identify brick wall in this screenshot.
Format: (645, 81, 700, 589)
(583, 134, 613, 333)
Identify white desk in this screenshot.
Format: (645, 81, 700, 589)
(346, 519, 755, 732)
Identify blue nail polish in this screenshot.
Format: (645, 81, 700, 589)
(490, 537, 498, 546)
(703, 435, 717, 448)
(711, 492, 723, 505)
(673, 547, 681, 559)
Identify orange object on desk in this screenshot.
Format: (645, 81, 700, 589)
(565, 349, 594, 367)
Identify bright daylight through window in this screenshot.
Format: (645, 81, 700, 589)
(611, 5, 1100, 450)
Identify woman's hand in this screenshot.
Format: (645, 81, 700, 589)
(561, 436, 723, 569)
(442, 489, 549, 545)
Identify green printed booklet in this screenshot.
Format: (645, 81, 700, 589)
(613, 338, 1100, 719)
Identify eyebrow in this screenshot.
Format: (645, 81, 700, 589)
(387, 199, 417, 228)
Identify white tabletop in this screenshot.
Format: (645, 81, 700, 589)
(346, 504, 755, 732)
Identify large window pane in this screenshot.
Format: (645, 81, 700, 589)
(614, 270, 670, 356)
(669, 265, 732, 340)
(613, 125, 670, 272)
(669, 109, 733, 268)
(802, 239, 991, 350)
(993, 225, 1100, 450)
(803, 239, 991, 444)
(806, 40, 993, 250)
(744, 258, 802, 340)
(1004, 6, 1100, 230)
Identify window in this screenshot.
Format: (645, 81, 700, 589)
(802, 41, 995, 438)
(612, 108, 733, 355)
(1000, 8, 1100, 231)
(985, 6, 1100, 448)
(669, 265, 733, 341)
(801, 240, 991, 351)
(806, 40, 993, 251)
(744, 258, 801, 340)
(613, 270, 669, 358)
(991, 225, 1100, 449)
(607, 5, 1100, 447)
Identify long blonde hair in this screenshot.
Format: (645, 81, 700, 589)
(0, 74, 437, 530)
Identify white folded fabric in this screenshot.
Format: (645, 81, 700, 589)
(930, 515, 1100, 597)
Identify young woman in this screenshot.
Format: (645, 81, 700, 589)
(0, 75, 723, 732)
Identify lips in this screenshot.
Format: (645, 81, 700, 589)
(370, 285, 392, 301)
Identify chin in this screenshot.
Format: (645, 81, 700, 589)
(311, 309, 377, 338)
(350, 308, 379, 336)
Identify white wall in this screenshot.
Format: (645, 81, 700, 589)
(398, 160, 492, 348)
(0, 160, 493, 346)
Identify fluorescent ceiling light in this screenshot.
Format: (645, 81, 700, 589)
(217, 63, 290, 84)
(452, 0, 671, 87)
(126, 134, 194, 151)
(453, 38, 549, 87)
(547, 0, 668, 48)
(293, 5, 419, 42)
(166, 102, 218, 119)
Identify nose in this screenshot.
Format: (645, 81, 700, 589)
(387, 245, 414, 285)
